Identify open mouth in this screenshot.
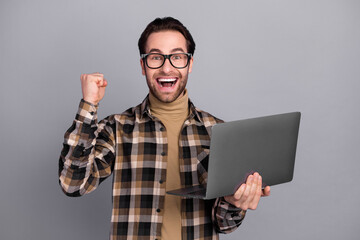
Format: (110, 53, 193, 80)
(157, 78, 178, 88)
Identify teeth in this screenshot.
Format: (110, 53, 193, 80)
(158, 78, 177, 82)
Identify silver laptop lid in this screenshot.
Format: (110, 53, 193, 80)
(204, 112, 301, 199)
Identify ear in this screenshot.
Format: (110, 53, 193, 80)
(188, 57, 194, 73)
(140, 58, 146, 76)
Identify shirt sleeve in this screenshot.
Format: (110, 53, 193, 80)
(58, 99, 116, 197)
(212, 197, 247, 233)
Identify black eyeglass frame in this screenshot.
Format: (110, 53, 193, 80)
(141, 53, 193, 69)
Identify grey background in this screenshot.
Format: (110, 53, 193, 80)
(0, 0, 359, 239)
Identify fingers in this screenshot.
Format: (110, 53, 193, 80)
(234, 173, 264, 210)
(262, 186, 271, 197)
(248, 174, 262, 209)
(242, 173, 259, 209)
(80, 72, 108, 105)
(233, 184, 246, 200)
(102, 79, 108, 87)
(243, 174, 254, 201)
(92, 72, 106, 86)
(81, 73, 107, 86)
(225, 172, 268, 211)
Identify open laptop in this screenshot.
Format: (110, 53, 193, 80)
(167, 112, 301, 199)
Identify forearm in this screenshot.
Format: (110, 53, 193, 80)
(212, 197, 246, 234)
(59, 99, 115, 196)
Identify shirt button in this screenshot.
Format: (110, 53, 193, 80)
(159, 179, 164, 184)
(161, 152, 166, 156)
(156, 208, 161, 213)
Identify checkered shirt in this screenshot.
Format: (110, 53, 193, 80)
(59, 97, 246, 240)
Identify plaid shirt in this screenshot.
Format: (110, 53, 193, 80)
(59, 97, 246, 240)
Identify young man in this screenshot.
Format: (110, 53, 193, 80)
(59, 17, 270, 240)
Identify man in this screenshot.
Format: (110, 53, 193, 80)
(59, 17, 270, 240)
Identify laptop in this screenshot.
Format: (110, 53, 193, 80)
(166, 112, 301, 199)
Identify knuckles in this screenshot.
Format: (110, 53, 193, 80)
(239, 203, 249, 210)
(249, 203, 258, 210)
(81, 73, 104, 81)
(233, 193, 241, 201)
(242, 191, 249, 198)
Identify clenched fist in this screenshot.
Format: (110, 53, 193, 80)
(80, 72, 108, 105)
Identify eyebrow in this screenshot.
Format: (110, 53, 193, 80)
(148, 47, 186, 54)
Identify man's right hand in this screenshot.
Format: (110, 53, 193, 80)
(80, 72, 108, 105)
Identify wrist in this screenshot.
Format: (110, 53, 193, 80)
(82, 98, 98, 106)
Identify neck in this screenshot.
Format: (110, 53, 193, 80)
(149, 89, 189, 118)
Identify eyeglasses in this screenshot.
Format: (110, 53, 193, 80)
(141, 53, 192, 69)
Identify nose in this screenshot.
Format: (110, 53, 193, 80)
(160, 57, 173, 73)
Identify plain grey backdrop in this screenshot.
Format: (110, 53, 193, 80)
(1, 0, 359, 239)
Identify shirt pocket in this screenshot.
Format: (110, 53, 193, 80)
(197, 149, 210, 185)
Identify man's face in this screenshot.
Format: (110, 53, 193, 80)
(141, 30, 193, 103)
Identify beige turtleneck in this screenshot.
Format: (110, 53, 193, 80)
(149, 90, 189, 240)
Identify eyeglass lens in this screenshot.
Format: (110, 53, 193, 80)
(146, 53, 189, 69)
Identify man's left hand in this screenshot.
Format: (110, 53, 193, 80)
(224, 172, 270, 210)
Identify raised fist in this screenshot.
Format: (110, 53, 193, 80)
(80, 72, 108, 105)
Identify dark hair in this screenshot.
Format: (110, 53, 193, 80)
(138, 17, 196, 55)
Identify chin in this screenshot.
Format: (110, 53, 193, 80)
(159, 95, 176, 103)
(156, 92, 178, 103)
